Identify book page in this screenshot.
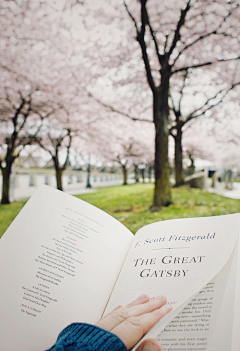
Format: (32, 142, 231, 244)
(232, 235, 240, 351)
(0, 185, 133, 351)
(157, 237, 239, 351)
(104, 214, 239, 349)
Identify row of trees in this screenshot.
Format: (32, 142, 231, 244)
(0, 0, 239, 206)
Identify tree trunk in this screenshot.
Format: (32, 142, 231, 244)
(1, 167, 11, 204)
(122, 165, 128, 185)
(55, 168, 63, 191)
(134, 164, 139, 183)
(152, 83, 172, 209)
(188, 154, 195, 176)
(189, 164, 195, 176)
(174, 128, 185, 186)
(148, 165, 153, 183)
(141, 168, 145, 183)
(86, 163, 91, 188)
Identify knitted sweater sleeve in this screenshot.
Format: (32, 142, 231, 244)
(45, 323, 127, 351)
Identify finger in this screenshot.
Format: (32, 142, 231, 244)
(126, 294, 150, 308)
(125, 296, 167, 318)
(136, 339, 162, 351)
(96, 294, 150, 330)
(112, 305, 123, 311)
(96, 295, 166, 331)
(112, 304, 172, 350)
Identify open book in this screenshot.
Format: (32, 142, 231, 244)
(0, 185, 239, 351)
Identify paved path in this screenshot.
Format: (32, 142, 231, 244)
(10, 179, 136, 202)
(207, 182, 240, 200)
(8, 179, 240, 202)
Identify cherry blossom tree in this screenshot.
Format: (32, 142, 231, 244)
(116, 138, 153, 185)
(2, 0, 240, 209)
(0, 70, 53, 203)
(181, 118, 224, 176)
(35, 98, 100, 191)
(169, 67, 240, 186)
(35, 124, 74, 191)
(95, 116, 154, 185)
(206, 101, 240, 173)
(80, 0, 240, 205)
(121, 0, 240, 209)
(0, 0, 105, 195)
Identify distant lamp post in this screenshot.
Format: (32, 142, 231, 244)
(86, 154, 92, 188)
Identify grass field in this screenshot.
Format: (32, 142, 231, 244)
(0, 183, 240, 238)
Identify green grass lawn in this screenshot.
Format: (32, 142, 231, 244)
(1, 183, 239, 239)
(0, 200, 27, 238)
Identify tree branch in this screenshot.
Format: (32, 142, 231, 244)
(178, 70, 189, 111)
(185, 82, 240, 123)
(168, 0, 191, 59)
(172, 4, 239, 67)
(87, 91, 152, 123)
(63, 129, 72, 170)
(146, 12, 164, 66)
(18, 96, 32, 132)
(124, 1, 139, 36)
(35, 137, 54, 158)
(124, 0, 156, 93)
(172, 56, 240, 75)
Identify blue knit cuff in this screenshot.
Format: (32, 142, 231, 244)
(46, 323, 127, 351)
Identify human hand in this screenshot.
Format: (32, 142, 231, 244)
(95, 294, 172, 350)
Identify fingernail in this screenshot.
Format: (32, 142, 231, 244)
(137, 294, 148, 300)
(142, 341, 161, 351)
(154, 295, 165, 300)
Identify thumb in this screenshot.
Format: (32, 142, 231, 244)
(135, 339, 162, 351)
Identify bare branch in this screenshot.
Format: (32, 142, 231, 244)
(87, 91, 152, 123)
(185, 82, 240, 123)
(168, 0, 191, 59)
(172, 56, 240, 75)
(146, 13, 163, 65)
(164, 34, 169, 55)
(4, 87, 17, 110)
(124, 1, 140, 36)
(125, 0, 156, 93)
(32, 107, 58, 120)
(35, 137, 54, 158)
(17, 96, 32, 132)
(178, 70, 189, 111)
(172, 4, 239, 66)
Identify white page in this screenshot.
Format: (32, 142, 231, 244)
(157, 237, 239, 350)
(0, 185, 133, 351)
(105, 214, 239, 349)
(232, 236, 240, 350)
